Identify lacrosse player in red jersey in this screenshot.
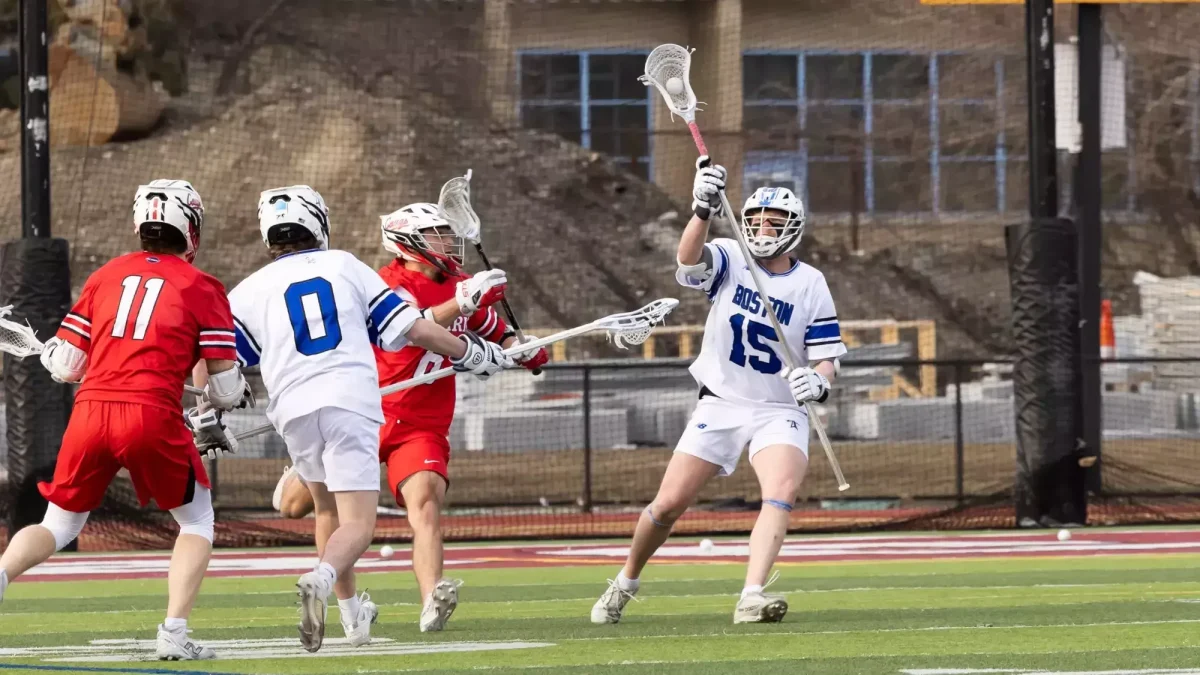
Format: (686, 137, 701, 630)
(0, 180, 250, 660)
(271, 202, 547, 632)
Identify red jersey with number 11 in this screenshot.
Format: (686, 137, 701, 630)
(375, 261, 508, 432)
(56, 252, 237, 413)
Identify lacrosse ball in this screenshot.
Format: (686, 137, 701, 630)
(665, 77, 684, 95)
(699, 538, 714, 554)
(1057, 529, 1071, 542)
(539, 496, 550, 507)
(379, 545, 395, 558)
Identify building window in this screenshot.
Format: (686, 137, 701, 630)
(518, 52, 651, 180)
(744, 51, 1024, 215)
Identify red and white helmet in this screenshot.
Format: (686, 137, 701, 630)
(380, 203, 464, 275)
(132, 179, 205, 262)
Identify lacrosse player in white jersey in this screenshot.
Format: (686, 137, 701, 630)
(591, 158, 846, 625)
(192, 186, 516, 653)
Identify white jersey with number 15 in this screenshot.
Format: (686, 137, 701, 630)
(677, 238, 847, 410)
(228, 248, 422, 429)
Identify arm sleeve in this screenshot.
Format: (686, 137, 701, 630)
(804, 274, 849, 363)
(355, 261, 421, 351)
(56, 278, 96, 352)
(467, 306, 510, 344)
(674, 242, 730, 301)
(227, 286, 262, 369)
(193, 278, 238, 362)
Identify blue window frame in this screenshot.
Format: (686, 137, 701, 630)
(743, 51, 1030, 215)
(517, 50, 653, 180)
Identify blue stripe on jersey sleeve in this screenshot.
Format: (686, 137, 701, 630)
(707, 245, 731, 301)
(233, 321, 261, 368)
(367, 291, 411, 347)
(804, 321, 841, 343)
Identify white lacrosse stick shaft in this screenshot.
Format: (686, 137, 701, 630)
(642, 45, 849, 491)
(233, 300, 679, 442)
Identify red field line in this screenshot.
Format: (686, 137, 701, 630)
(17, 528, 1200, 582)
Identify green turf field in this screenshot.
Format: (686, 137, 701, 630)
(2, 543, 1199, 674)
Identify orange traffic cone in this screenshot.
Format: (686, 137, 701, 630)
(1100, 299, 1115, 360)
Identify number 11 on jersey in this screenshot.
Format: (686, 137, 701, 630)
(112, 275, 165, 340)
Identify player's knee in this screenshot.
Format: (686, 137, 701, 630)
(763, 497, 795, 513)
(645, 502, 683, 528)
(40, 504, 89, 551)
(170, 486, 215, 544)
(280, 489, 314, 520)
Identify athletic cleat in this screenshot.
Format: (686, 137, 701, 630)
(272, 465, 298, 512)
(590, 578, 639, 624)
(341, 592, 379, 647)
(733, 571, 787, 624)
(155, 626, 216, 660)
(296, 571, 331, 652)
(419, 578, 463, 632)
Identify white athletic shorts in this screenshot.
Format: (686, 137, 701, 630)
(674, 395, 809, 477)
(277, 407, 382, 493)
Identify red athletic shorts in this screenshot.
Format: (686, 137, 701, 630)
(39, 400, 210, 512)
(379, 418, 450, 507)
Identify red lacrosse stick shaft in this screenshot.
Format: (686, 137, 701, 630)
(687, 121, 708, 157)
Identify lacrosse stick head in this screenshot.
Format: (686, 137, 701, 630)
(0, 305, 44, 358)
(437, 169, 481, 245)
(640, 44, 701, 122)
(597, 298, 680, 350)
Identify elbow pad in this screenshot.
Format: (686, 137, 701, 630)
(41, 337, 87, 384)
(206, 366, 247, 410)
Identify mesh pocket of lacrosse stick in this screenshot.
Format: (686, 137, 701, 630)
(639, 44, 702, 120)
(438, 169, 481, 243)
(601, 298, 679, 349)
(0, 306, 44, 358)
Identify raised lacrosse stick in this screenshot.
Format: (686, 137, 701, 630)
(641, 44, 849, 492)
(0, 305, 210, 397)
(438, 169, 542, 376)
(232, 298, 680, 442)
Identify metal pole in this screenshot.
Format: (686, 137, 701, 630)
(954, 364, 965, 504)
(581, 366, 593, 513)
(1076, 3, 1104, 495)
(19, 0, 51, 239)
(1026, 0, 1058, 220)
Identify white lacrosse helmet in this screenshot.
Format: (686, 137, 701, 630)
(379, 202, 464, 275)
(258, 185, 330, 251)
(132, 179, 205, 263)
(741, 187, 807, 259)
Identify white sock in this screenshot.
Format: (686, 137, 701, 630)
(616, 572, 639, 592)
(741, 585, 763, 598)
(338, 595, 362, 623)
(1, 569, 9, 601)
(163, 617, 188, 633)
(316, 562, 337, 591)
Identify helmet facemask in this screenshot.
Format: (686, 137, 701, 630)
(380, 204, 464, 275)
(740, 187, 807, 260)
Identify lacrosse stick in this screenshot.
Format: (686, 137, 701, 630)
(641, 44, 849, 492)
(232, 298, 680, 442)
(438, 169, 542, 376)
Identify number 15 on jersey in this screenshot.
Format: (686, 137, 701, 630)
(728, 313, 783, 375)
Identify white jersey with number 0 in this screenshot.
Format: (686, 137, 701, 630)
(228, 248, 422, 428)
(677, 238, 848, 410)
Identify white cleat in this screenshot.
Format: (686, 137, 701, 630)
(419, 578, 463, 632)
(0, 569, 8, 605)
(155, 626, 216, 660)
(272, 465, 298, 512)
(342, 592, 379, 647)
(296, 570, 332, 652)
(733, 571, 788, 624)
(590, 578, 639, 624)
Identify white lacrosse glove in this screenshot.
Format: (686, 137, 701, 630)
(39, 336, 86, 384)
(450, 332, 516, 380)
(692, 156, 727, 221)
(456, 269, 508, 316)
(783, 366, 831, 404)
(185, 407, 239, 458)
